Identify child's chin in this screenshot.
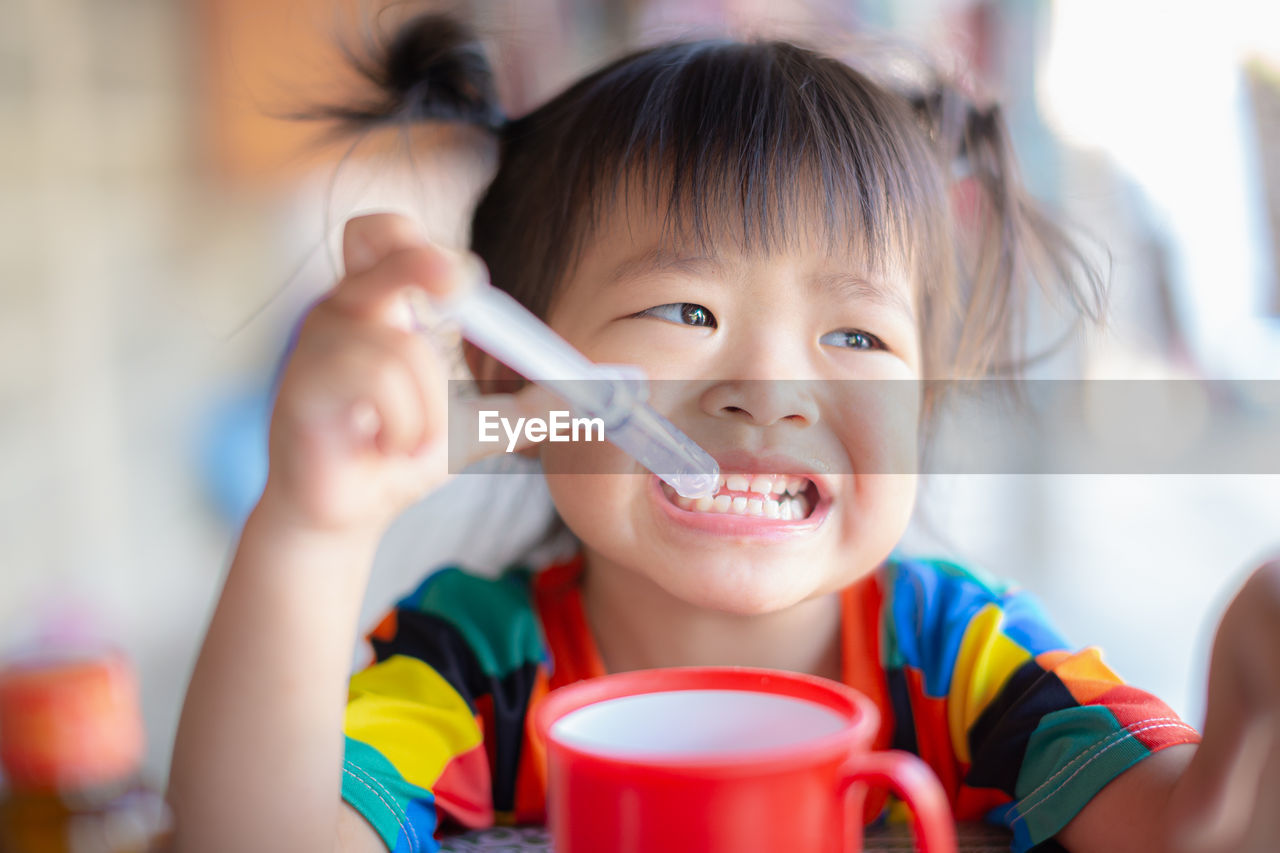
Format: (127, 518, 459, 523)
(664, 569, 816, 616)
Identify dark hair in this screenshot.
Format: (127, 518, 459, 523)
(319, 12, 1105, 399)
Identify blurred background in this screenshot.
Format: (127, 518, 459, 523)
(2, 0, 1279, 785)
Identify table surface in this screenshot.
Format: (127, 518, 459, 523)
(439, 823, 1014, 851)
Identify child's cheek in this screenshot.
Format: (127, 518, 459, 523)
(572, 324, 715, 382)
(827, 381, 921, 476)
(539, 438, 640, 531)
(849, 474, 918, 547)
(538, 431, 636, 479)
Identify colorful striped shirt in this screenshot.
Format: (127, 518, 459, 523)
(340, 553, 1200, 852)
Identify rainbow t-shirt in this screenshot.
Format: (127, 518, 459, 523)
(340, 553, 1199, 852)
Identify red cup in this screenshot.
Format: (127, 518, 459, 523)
(535, 667, 956, 853)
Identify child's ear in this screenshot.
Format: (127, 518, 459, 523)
(463, 342, 542, 460)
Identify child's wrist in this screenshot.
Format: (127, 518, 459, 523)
(244, 491, 387, 563)
(254, 476, 393, 538)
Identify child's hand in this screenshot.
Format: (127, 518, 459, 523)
(259, 213, 549, 537)
(1166, 559, 1280, 852)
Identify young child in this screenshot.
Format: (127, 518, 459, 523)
(168, 13, 1280, 853)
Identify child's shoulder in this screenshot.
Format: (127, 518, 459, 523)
(877, 553, 1069, 669)
(881, 553, 1015, 601)
(383, 562, 545, 678)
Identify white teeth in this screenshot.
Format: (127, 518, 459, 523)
(667, 484, 813, 521)
(715, 473, 812, 500)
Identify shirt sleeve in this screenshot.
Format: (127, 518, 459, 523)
(881, 557, 1201, 853)
(342, 656, 485, 853)
(341, 566, 546, 852)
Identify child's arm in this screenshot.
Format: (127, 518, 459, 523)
(167, 214, 539, 852)
(168, 508, 387, 852)
(1056, 560, 1280, 853)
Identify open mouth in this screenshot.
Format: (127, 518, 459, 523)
(659, 473, 821, 521)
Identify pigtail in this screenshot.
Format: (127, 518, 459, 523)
(909, 80, 1107, 379)
(311, 12, 506, 134)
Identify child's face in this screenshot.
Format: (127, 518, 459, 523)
(538, 196, 922, 614)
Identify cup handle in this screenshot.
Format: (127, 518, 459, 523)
(837, 750, 957, 853)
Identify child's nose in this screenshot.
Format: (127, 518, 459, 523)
(699, 380, 820, 427)
(697, 322, 823, 427)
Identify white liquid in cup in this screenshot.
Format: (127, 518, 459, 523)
(549, 689, 849, 757)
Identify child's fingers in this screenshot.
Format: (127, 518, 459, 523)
(356, 332, 438, 457)
(328, 244, 475, 329)
(309, 339, 424, 457)
(342, 212, 427, 277)
(291, 312, 444, 457)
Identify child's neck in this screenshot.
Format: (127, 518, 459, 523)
(579, 549, 844, 682)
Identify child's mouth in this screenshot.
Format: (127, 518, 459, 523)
(659, 473, 819, 521)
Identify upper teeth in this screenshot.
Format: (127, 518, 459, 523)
(720, 474, 808, 497)
(674, 491, 810, 519)
(664, 473, 814, 520)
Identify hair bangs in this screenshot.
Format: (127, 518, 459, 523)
(563, 40, 947, 283)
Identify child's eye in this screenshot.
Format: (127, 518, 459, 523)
(820, 329, 886, 350)
(635, 303, 717, 328)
